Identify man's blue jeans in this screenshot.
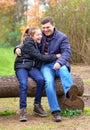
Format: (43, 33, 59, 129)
(16, 68, 45, 109)
(41, 62, 73, 113)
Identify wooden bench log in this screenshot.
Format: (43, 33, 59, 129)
(0, 74, 84, 110)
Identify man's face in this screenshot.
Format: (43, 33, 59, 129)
(42, 22, 55, 36)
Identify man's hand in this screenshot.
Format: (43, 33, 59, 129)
(15, 48, 21, 56)
(53, 62, 61, 70)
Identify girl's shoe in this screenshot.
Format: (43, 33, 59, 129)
(20, 109, 27, 122)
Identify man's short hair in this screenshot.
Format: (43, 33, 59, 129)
(41, 16, 55, 25)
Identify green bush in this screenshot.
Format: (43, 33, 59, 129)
(8, 25, 22, 46)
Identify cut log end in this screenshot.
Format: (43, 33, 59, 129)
(57, 95, 84, 110)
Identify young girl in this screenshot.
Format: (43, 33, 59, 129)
(14, 27, 60, 121)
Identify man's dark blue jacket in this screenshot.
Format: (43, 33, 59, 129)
(41, 28, 71, 71)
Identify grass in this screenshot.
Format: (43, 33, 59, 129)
(61, 109, 82, 117)
(84, 108, 90, 114)
(0, 46, 16, 76)
(0, 109, 16, 116)
(83, 79, 90, 83)
(0, 97, 89, 117)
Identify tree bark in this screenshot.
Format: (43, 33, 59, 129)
(0, 74, 84, 110)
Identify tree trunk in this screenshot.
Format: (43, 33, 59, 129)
(0, 74, 84, 110)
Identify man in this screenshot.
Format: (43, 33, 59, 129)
(15, 16, 78, 122)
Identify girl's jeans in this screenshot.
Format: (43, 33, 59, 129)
(16, 68, 45, 109)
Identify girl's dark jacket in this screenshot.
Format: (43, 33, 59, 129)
(14, 37, 57, 70)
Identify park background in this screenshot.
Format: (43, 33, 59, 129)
(0, 0, 90, 130)
(0, 0, 90, 76)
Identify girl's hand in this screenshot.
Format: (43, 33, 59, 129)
(55, 54, 61, 58)
(15, 48, 21, 56)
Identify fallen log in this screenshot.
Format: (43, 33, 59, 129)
(0, 74, 84, 110)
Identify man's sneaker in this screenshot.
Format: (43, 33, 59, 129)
(66, 84, 78, 101)
(33, 104, 48, 117)
(20, 109, 27, 122)
(52, 111, 62, 122)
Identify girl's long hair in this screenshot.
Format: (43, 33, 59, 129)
(20, 26, 40, 45)
(20, 27, 30, 45)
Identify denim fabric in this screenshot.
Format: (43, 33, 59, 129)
(28, 68, 45, 104)
(41, 62, 73, 113)
(16, 68, 45, 109)
(16, 69, 28, 109)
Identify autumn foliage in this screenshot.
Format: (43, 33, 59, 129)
(0, 0, 90, 64)
(24, 0, 44, 26)
(0, 0, 15, 13)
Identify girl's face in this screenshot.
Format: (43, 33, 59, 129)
(31, 29, 42, 43)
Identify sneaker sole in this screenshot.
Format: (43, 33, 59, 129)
(54, 119, 62, 122)
(33, 111, 48, 117)
(20, 118, 27, 122)
(54, 118, 62, 122)
(68, 84, 78, 101)
(53, 116, 62, 122)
